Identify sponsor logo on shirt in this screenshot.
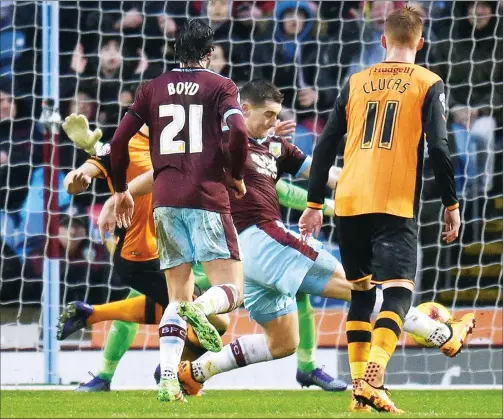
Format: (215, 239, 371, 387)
(251, 153, 278, 179)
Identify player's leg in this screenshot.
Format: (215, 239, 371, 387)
(153, 206, 195, 402)
(179, 298, 299, 395)
(310, 253, 463, 357)
(295, 293, 316, 375)
(295, 292, 347, 391)
(372, 284, 474, 356)
(334, 215, 376, 412)
(352, 214, 415, 413)
(73, 258, 166, 391)
(178, 210, 242, 349)
(74, 288, 141, 392)
(57, 257, 167, 340)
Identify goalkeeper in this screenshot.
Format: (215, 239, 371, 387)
(59, 113, 345, 392)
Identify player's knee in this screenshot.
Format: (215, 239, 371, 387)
(381, 286, 412, 321)
(348, 287, 376, 321)
(268, 335, 299, 359)
(208, 313, 230, 335)
(350, 276, 373, 291)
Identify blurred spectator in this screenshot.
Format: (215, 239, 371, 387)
(24, 205, 118, 305)
(0, 78, 43, 215)
(0, 2, 36, 77)
(203, 0, 259, 83)
(344, 1, 399, 79)
(59, 82, 98, 170)
(63, 36, 143, 140)
(432, 1, 503, 197)
(209, 41, 231, 78)
(142, 1, 191, 68)
(253, 1, 338, 134)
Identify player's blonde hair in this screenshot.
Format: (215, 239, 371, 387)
(384, 6, 424, 49)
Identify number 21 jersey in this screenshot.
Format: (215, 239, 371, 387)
(129, 68, 242, 213)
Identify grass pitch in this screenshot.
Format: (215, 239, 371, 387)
(1, 390, 502, 418)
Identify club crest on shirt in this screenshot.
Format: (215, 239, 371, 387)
(269, 142, 282, 158)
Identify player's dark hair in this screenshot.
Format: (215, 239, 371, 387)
(175, 19, 214, 65)
(239, 80, 284, 106)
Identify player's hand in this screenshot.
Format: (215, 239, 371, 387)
(114, 191, 134, 229)
(274, 119, 297, 138)
(442, 207, 461, 244)
(231, 178, 247, 199)
(299, 207, 323, 241)
(67, 170, 92, 194)
(62, 113, 103, 155)
(98, 197, 116, 244)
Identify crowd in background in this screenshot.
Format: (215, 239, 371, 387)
(0, 0, 502, 307)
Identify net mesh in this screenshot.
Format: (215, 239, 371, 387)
(0, 0, 502, 386)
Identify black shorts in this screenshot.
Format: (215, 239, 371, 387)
(338, 213, 418, 284)
(113, 230, 204, 310)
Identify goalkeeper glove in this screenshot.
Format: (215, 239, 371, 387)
(62, 113, 103, 155)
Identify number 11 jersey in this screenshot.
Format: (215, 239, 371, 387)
(129, 68, 242, 213)
(335, 62, 452, 218)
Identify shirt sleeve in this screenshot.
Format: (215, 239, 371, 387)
(278, 138, 309, 176)
(87, 144, 115, 193)
(129, 81, 152, 124)
(422, 80, 459, 209)
(218, 79, 243, 123)
(307, 82, 349, 208)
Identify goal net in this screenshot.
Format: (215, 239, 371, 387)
(1, 0, 502, 388)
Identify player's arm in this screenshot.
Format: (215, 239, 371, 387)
(220, 80, 248, 197)
(110, 84, 149, 192)
(299, 83, 349, 238)
(276, 179, 334, 216)
(422, 80, 460, 243)
(63, 162, 102, 195)
(110, 82, 150, 226)
(298, 161, 342, 190)
(306, 82, 349, 209)
(62, 113, 107, 194)
(127, 169, 154, 198)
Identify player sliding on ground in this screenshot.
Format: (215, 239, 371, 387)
(58, 112, 345, 392)
(300, 6, 476, 413)
(128, 80, 475, 401)
(109, 19, 250, 402)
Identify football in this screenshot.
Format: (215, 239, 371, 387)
(410, 302, 453, 347)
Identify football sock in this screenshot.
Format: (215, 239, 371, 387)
(87, 294, 147, 325)
(403, 306, 451, 347)
(296, 293, 317, 373)
(346, 288, 376, 391)
(192, 334, 273, 383)
(193, 263, 211, 292)
(97, 289, 141, 382)
(374, 287, 451, 347)
(366, 286, 412, 388)
(193, 284, 240, 315)
(159, 302, 187, 381)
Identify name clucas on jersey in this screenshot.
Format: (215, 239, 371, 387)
(363, 77, 411, 94)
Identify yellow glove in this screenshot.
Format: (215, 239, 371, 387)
(62, 113, 103, 155)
